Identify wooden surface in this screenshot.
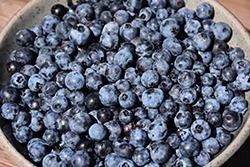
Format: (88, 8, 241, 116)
(0, 0, 250, 166)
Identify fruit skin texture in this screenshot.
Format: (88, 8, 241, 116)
(142, 88, 164, 108)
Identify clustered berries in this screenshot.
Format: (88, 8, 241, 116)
(0, 0, 249, 166)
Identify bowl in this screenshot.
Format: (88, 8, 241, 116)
(0, 0, 250, 166)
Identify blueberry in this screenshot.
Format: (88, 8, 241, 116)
(118, 91, 136, 109)
(205, 111, 222, 127)
(69, 23, 91, 46)
(104, 120, 122, 141)
(51, 95, 68, 113)
(84, 92, 103, 110)
(228, 47, 245, 61)
(179, 137, 200, 157)
(34, 35, 47, 48)
(42, 153, 60, 167)
(201, 73, 215, 86)
(131, 18, 145, 29)
(29, 110, 44, 132)
(169, 0, 185, 10)
(104, 153, 122, 167)
(102, 21, 120, 34)
(113, 139, 133, 158)
(115, 79, 131, 93)
(174, 55, 193, 71)
(120, 23, 139, 41)
(30, 24, 43, 36)
(214, 86, 234, 105)
(212, 52, 230, 71)
(51, 4, 68, 19)
(100, 31, 119, 51)
(71, 150, 90, 167)
(39, 61, 59, 80)
(158, 76, 173, 93)
(178, 70, 196, 87)
(229, 96, 248, 114)
(159, 99, 178, 118)
(153, 59, 170, 76)
(204, 98, 221, 113)
(44, 111, 60, 129)
(142, 88, 164, 108)
(222, 67, 237, 82)
(41, 14, 61, 34)
(160, 18, 180, 37)
(46, 32, 62, 48)
(146, 18, 160, 31)
(114, 10, 130, 25)
(69, 111, 92, 134)
(12, 47, 34, 64)
(106, 64, 122, 82)
(212, 39, 228, 54)
(28, 139, 48, 163)
(16, 29, 36, 47)
(100, 11, 113, 24)
(212, 22, 232, 41)
(175, 157, 194, 167)
(0, 86, 20, 103)
(11, 110, 31, 129)
(118, 159, 136, 167)
(167, 133, 181, 149)
(196, 2, 214, 19)
(135, 39, 155, 57)
(147, 0, 167, 11)
(202, 137, 220, 155)
(69, 91, 85, 106)
(149, 141, 172, 163)
(55, 115, 70, 132)
(13, 126, 33, 143)
(235, 73, 250, 91)
(89, 123, 107, 141)
(75, 3, 94, 23)
(222, 109, 242, 132)
(141, 70, 159, 88)
(65, 71, 85, 91)
(129, 128, 148, 147)
(193, 32, 212, 51)
(148, 120, 168, 141)
(190, 119, 211, 141)
(88, 48, 105, 65)
(232, 58, 250, 74)
(194, 150, 211, 166)
(144, 162, 160, 167)
(119, 109, 133, 124)
(6, 60, 22, 75)
(134, 107, 148, 121)
(99, 84, 119, 106)
(59, 148, 74, 162)
(66, 0, 84, 10)
(184, 19, 202, 37)
(169, 84, 182, 102)
(94, 140, 112, 159)
(132, 147, 150, 166)
(60, 131, 80, 150)
(174, 110, 193, 129)
(136, 57, 154, 73)
(180, 87, 197, 104)
(216, 127, 232, 146)
(42, 81, 58, 96)
(42, 129, 59, 146)
(123, 0, 145, 13)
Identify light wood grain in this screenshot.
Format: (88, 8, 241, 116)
(0, 0, 250, 167)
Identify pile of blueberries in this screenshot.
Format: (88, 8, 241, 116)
(1, 0, 250, 166)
